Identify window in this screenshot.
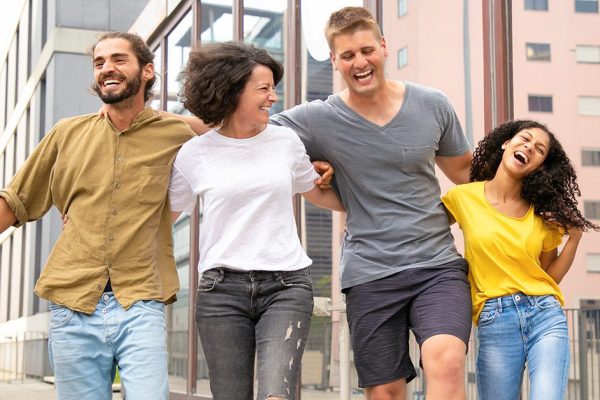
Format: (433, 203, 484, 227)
(582, 149, 600, 166)
(397, 47, 408, 68)
(525, 0, 548, 10)
(528, 95, 553, 112)
(579, 96, 600, 116)
(587, 254, 600, 272)
(576, 0, 599, 13)
(584, 201, 600, 219)
(398, 0, 408, 16)
(526, 43, 551, 61)
(576, 45, 600, 63)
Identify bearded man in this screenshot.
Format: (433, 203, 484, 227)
(0, 32, 195, 399)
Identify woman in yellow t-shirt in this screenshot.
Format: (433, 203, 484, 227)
(442, 120, 598, 400)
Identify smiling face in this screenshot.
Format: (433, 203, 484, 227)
(92, 38, 153, 105)
(229, 64, 278, 133)
(501, 127, 551, 177)
(330, 29, 388, 97)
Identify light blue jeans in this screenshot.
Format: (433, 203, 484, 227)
(48, 292, 168, 400)
(476, 293, 569, 400)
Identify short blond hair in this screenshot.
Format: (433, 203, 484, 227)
(325, 7, 383, 50)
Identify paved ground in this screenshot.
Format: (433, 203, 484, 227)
(0, 379, 363, 400)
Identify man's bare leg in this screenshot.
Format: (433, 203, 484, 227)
(421, 334, 467, 400)
(365, 378, 406, 400)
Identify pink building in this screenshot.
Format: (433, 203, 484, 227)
(383, 0, 600, 309)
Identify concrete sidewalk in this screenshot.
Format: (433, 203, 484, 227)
(0, 379, 362, 399)
(0, 379, 123, 400)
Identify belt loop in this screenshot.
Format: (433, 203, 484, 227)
(497, 297, 503, 313)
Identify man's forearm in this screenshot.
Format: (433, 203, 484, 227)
(0, 197, 18, 233)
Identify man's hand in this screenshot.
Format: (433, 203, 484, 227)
(312, 161, 334, 189)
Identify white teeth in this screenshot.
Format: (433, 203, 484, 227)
(104, 80, 120, 86)
(355, 70, 373, 81)
(259, 106, 270, 111)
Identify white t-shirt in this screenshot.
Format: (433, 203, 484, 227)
(169, 124, 319, 274)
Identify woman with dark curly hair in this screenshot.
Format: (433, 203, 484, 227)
(442, 120, 598, 400)
(167, 42, 343, 400)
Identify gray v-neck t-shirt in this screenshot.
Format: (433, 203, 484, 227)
(271, 82, 471, 289)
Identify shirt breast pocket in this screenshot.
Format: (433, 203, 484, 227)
(138, 165, 170, 205)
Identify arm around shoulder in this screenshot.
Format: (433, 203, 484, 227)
(160, 110, 211, 136)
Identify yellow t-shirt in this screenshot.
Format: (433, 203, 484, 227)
(441, 181, 564, 324)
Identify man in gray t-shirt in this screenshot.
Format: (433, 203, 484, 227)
(270, 7, 473, 400)
(178, 7, 473, 400)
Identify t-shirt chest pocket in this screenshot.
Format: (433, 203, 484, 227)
(400, 146, 435, 174)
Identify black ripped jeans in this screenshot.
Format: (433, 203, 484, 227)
(196, 267, 314, 400)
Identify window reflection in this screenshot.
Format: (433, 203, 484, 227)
(167, 12, 192, 115)
(150, 46, 162, 110)
(243, 1, 286, 114)
(200, 0, 234, 43)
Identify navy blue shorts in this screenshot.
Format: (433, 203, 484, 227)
(344, 259, 472, 388)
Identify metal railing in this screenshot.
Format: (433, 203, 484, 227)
(2, 308, 599, 399)
(0, 331, 50, 383)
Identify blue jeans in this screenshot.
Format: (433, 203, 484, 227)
(476, 293, 569, 400)
(48, 293, 168, 400)
(196, 267, 314, 400)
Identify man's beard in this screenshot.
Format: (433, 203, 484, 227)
(93, 71, 143, 104)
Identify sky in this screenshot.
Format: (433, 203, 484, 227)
(0, 0, 24, 59)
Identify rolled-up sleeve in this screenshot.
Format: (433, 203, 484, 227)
(0, 126, 59, 226)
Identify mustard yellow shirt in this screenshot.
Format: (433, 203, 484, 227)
(0, 109, 195, 313)
(441, 181, 564, 324)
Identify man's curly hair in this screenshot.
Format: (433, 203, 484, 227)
(470, 119, 598, 232)
(178, 41, 283, 128)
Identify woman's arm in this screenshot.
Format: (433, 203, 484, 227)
(301, 186, 345, 212)
(160, 111, 211, 135)
(540, 228, 583, 284)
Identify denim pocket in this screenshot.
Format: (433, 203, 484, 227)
(280, 270, 313, 290)
(49, 303, 75, 329)
(477, 308, 498, 327)
(534, 295, 560, 310)
(197, 269, 222, 292)
(135, 300, 166, 317)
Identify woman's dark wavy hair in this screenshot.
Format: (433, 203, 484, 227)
(179, 42, 283, 127)
(91, 32, 156, 102)
(470, 119, 598, 232)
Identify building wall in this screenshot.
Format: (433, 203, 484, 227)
(383, 0, 600, 308)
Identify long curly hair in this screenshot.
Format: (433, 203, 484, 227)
(470, 120, 598, 231)
(178, 41, 283, 127)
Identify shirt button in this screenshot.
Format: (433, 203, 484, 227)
(112, 209, 118, 215)
(108, 263, 112, 268)
(103, 294, 109, 301)
(115, 183, 121, 189)
(117, 155, 123, 162)
(515, 294, 521, 301)
(97, 284, 102, 290)
(109, 236, 114, 241)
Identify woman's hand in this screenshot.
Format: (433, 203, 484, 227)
(97, 104, 109, 118)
